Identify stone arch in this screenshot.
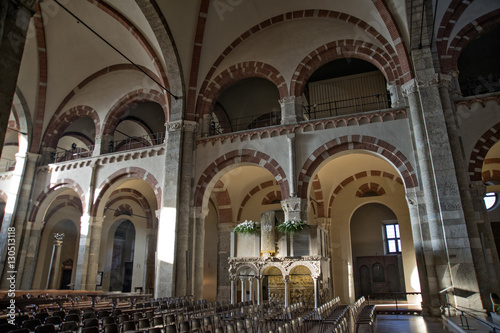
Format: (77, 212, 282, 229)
(194, 150, 289, 209)
(298, 136, 417, 199)
(291, 40, 400, 98)
(29, 180, 85, 222)
(213, 180, 233, 224)
(235, 263, 259, 277)
(135, 0, 185, 120)
(469, 122, 500, 182)
(44, 194, 83, 222)
(260, 263, 286, 278)
(102, 89, 168, 137)
(287, 262, 317, 277)
(355, 182, 386, 197)
(311, 175, 326, 218)
(197, 61, 288, 119)
(261, 191, 282, 206)
(41, 105, 100, 149)
(237, 180, 280, 221)
(106, 188, 154, 228)
(52, 64, 165, 120)
(91, 167, 161, 216)
(443, 9, 500, 73)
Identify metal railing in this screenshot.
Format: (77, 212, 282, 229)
(52, 146, 94, 162)
(210, 111, 281, 136)
(441, 288, 500, 332)
(0, 160, 16, 172)
(366, 292, 422, 312)
(110, 131, 165, 152)
(303, 94, 390, 120)
(460, 74, 500, 97)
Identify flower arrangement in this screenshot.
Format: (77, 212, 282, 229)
(233, 220, 260, 235)
(277, 218, 308, 234)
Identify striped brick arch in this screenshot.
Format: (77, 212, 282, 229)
(311, 176, 326, 218)
(213, 180, 233, 224)
(91, 168, 161, 216)
(106, 188, 154, 228)
(236, 180, 280, 221)
(291, 39, 401, 98)
(197, 61, 287, 118)
(446, 10, 500, 73)
(102, 89, 168, 137)
(468, 122, 500, 182)
(44, 195, 83, 222)
(298, 135, 417, 199)
(327, 170, 402, 217)
(194, 150, 289, 208)
(42, 105, 100, 149)
(29, 180, 85, 222)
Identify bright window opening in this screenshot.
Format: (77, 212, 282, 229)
(484, 192, 497, 210)
(385, 223, 401, 253)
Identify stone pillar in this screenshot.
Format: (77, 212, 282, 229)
(386, 83, 405, 108)
(312, 275, 319, 309)
(279, 96, 304, 125)
(47, 233, 64, 289)
(287, 134, 296, 197)
(283, 275, 290, 307)
(256, 276, 262, 305)
(0, 152, 40, 286)
(18, 221, 42, 289)
(83, 216, 104, 291)
(402, 61, 482, 313)
(193, 206, 209, 300)
(281, 197, 308, 223)
(98, 134, 114, 155)
(230, 277, 236, 305)
(145, 231, 156, 294)
(217, 223, 233, 301)
(438, 74, 500, 311)
(74, 214, 91, 290)
(240, 277, 246, 302)
(248, 276, 254, 303)
(0, 0, 34, 155)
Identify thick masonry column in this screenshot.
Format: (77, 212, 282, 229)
(0, 0, 34, 155)
(193, 206, 208, 300)
(83, 216, 104, 291)
(403, 48, 482, 313)
(279, 96, 304, 125)
(0, 152, 40, 286)
(18, 220, 42, 289)
(218, 223, 233, 301)
(47, 233, 64, 289)
(438, 74, 500, 311)
(74, 213, 92, 290)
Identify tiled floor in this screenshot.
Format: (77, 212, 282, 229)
(357, 315, 453, 333)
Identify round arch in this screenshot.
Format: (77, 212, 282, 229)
(298, 136, 418, 199)
(468, 122, 500, 182)
(194, 149, 289, 209)
(101, 90, 168, 137)
(291, 40, 400, 99)
(41, 105, 100, 150)
(197, 62, 288, 119)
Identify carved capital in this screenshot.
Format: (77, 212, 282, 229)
(166, 120, 183, 132)
(53, 233, 65, 241)
(401, 79, 417, 97)
(183, 121, 198, 132)
(279, 96, 298, 107)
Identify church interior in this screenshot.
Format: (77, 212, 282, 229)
(1, 0, 500, 332)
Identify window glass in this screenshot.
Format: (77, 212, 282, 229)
(385, 223, 401, 253)
(484, 192, 497, 210)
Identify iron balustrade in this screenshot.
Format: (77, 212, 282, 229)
(0, 160, 16, 172)
(303, 94, 390, 120)
(52, 145, 94, 162)
(110, 131, 165, 152)
(210, 111, 281, 136)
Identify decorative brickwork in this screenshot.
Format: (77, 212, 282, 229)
(194, 150, 289, 208)
(236, 180, 279, 221)
(197, 61, 287, 119)
(102, 89, 168, 136)
(42, 105, 100, 149)
(106, 188, 154, 228)
(92, 168, 161, 216)
(298, 135, 417, 198)
(213, 180, 233, 224)
(469, 122, 500, 182)
(29, 180, 85, 222)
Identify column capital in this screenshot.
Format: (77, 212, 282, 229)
(401, 79, 418, 97)
(278, 95, 301, 107)
(283, 275, 290, 283)
(166, 120, 198, 132)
